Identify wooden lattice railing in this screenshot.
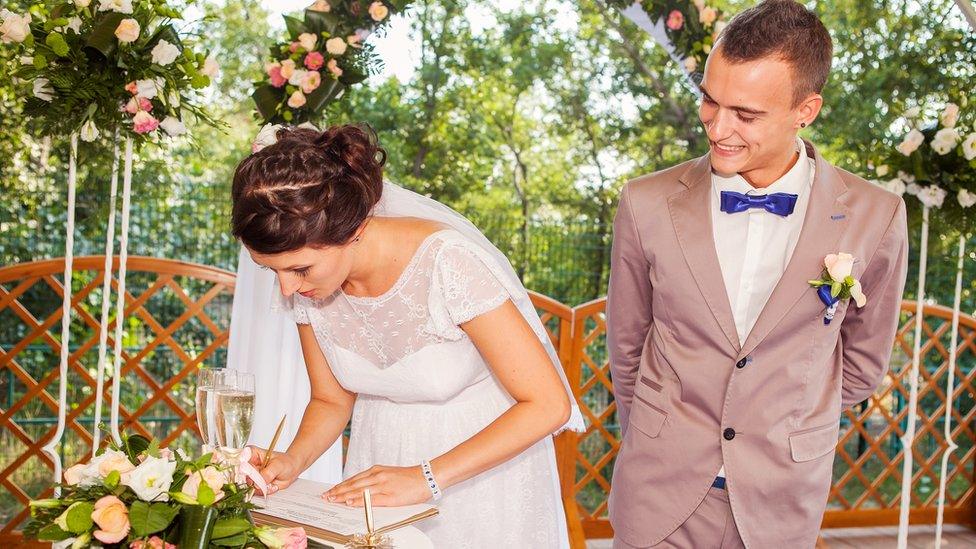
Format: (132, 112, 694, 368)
(2, 257, 974, 547)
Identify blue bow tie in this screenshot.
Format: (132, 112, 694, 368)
(719, 191, 798, 217)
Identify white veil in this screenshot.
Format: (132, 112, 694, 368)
(226, 181, 585, 481)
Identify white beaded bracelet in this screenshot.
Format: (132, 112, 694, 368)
(420, 460, 442, 501)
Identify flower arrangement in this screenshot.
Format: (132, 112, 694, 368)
(872, 100, 976, 227)
(0, 0, 218, 143)
(605, 0, 727, 75)
(24, 434, 305, 549)
(252, 0, 412, 125)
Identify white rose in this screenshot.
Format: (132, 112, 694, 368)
(80, 120, 99, 142)
(875, 164, 889, 177)
(252, 123, 282, 153)
(898, 170, 916, 184)
(201, 56, 219, 78)
(1, 11, 32, 44)
(683, 56, 698, 73)
(941, 103, 960, 128)
(958, 189, 976, 208)
(135, 78, 159, 99)
(298, 32, 317, 52)
(75, 0, 92, 7)
(325, 37, 347, 56)
(963, 133, 976, 161)
(114, 18, 140, 43)
(33, 78, 54, 102)
(160, 116, 187, 137)
(99, 0, 133, 14)
(280, 59, 296, 79)
(917, 185, 947, 209)
(906, 182, 921, 196)
(368, 1, 389, 21)
(151, 39, 180, 66)
(932, 127, 960, 155)
(287, 89, 307, 108)
(288, 68, 308, 86)
(896, 128, 924, 156)
(824, 253, 855, 281)
(881, 177, 905, 197)
(121, 455, 177, 501)
(309, 0, 331, 12)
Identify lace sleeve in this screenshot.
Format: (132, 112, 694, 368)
(429, 240, 511, 335)
(269, 283, 311, 325)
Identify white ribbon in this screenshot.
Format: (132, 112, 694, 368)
(42, 133, 78, 495)
(92, 133, 121, 455)
(109, 137, 134, 446)
(897, 205, 929, 548)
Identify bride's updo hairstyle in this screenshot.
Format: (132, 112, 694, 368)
(231, 124, 386, 254)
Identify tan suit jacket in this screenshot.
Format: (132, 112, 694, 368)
(606, 141, 909, 548)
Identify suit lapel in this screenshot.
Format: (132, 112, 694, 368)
(670, 156, 741, 353)
(738, 141, 851, 358)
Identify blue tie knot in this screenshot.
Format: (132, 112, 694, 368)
(719, 191, 798, 217)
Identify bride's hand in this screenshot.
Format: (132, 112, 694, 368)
(323, 465, 431, 507)
(246, 446, 301, 495)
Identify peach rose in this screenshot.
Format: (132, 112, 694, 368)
(91, 495, 130, 544)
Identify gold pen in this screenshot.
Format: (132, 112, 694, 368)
(264, 414, 287, 468)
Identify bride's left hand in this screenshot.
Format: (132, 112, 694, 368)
(323, 464, 432, 507)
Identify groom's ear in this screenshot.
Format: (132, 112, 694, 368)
(794, 93, 824, 129)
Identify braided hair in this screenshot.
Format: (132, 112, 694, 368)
(231, 124, 386, 254)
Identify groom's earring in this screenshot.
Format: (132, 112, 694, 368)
(800, 122, 807, 128)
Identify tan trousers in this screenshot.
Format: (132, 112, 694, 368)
(613, 487, 745, 549)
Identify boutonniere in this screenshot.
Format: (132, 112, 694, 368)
(808, 253, 867, 325)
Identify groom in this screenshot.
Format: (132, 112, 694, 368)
(606, 1, 908, 548)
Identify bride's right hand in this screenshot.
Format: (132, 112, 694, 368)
(247, 446, 301, 495)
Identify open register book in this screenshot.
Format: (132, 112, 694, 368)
(251, 478, 439, 545)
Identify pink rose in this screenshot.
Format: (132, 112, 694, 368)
(130, 536, 176, 549)
(301, 71, 321, 94)
(666, 10, 685, 31)
(256, 526, 307, 549)
(289, 41, 300, 53)
(304, 51, 324, 70)
(268, 66, 287, 88)
(132, 111, 160, 134)
(326, 58, 343, 78)
(125, 81, 139, 95)
(91, 495, 130, 544)
(124, 97, 153, 114)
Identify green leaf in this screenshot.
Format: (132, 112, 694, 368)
(104, 469, 121, 489)
(211, 532, 248, 546)
(252, 84, 283, 122)
(196, 478, 215, 506)
(124, 434, 151, 462)
(808, 280, 824, 287)
(129, 501, 179, 537)
(145, 437, 161, 459)
(304, 9, 339, 35)
(63, 502, 94, 534)
(37, 524, 73, 542)
(211, 517, 251, 539)
(190, 74, 211, 89)
(305, 78, 344, 112)
(830, 281, 843, 298)
(283, 15, 307, 39)
(146, 24, 183, 51)
(45, 33, 70, 57)
(85, 12, 126, 59)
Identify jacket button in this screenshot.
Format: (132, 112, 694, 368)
(723, 428, 736, 440)
(735, 357, 748, 369)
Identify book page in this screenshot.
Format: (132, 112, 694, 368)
(253, 478, 437, 537)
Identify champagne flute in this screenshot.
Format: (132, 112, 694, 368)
(194, 367, 222, 452)
(214, 371, 255, 465)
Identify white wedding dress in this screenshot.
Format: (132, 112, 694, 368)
(276, 229, 570, 548)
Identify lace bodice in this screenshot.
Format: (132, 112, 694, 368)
(280, 230, 510, 368)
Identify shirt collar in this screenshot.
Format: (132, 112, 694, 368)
(712, 137, 811, 197)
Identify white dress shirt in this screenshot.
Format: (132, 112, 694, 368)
(711, 138, 815, 478)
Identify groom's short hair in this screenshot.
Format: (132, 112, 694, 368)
(716, 0, 833, 106)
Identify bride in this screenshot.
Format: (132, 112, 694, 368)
(229, 123, 583, 547)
